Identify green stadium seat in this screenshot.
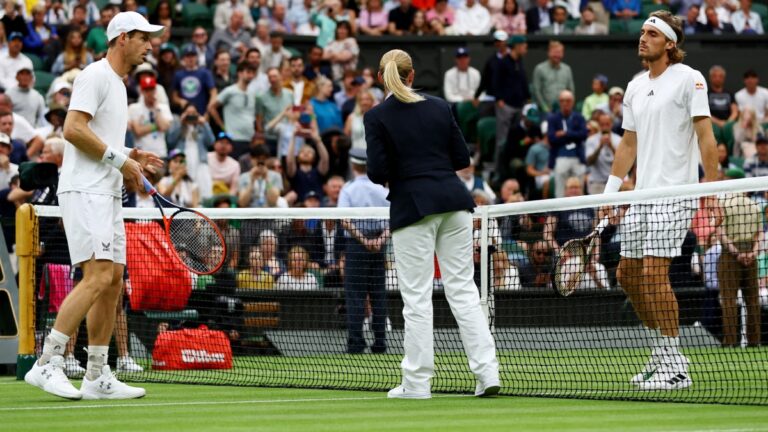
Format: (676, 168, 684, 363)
(286, 47, 302, 59)
(183, 3, 213, 29)
(456, 101, 479, 143)
(751, 3, 768, 20)
(33, 71, 55, 95)
(731, 156, 745, 169)
(722, 120, 735, 151)
(26, 53, 44, 71)
(566, 19, 579, 30)
(711, 122, 724, 143)
(610, 19, 628, 34)
(641, 3, 669, 17)
(477, 117, 496, 162)
(627, 19, 646, 34)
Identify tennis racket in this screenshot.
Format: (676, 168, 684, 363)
(551, 216, 610, 297)
(143, 177, 227, 275)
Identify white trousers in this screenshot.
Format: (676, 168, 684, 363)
(391, 210, 499, 392)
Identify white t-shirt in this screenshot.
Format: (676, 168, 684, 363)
(0, 53, 33, 90)
(59, 59, 128, 198)
(735, 86, 768, 121)
(0, 162, 19, 189)
(127, 101, 173, 157)
(11, 112, 40, 145)
(622, 63, 710, 190)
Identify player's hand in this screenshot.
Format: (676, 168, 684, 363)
(120, 158, 144, 192)
(705, 196, 724, 227)
(129, 148, 163, 174)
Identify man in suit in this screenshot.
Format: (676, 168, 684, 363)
(365, 49, 500, 399)
(538, 3, 573, 35)
(526, 0, 552, 34)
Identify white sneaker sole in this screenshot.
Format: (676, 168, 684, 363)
(81, 388, 146, 400)
(637, 375, 692, 391)
(475, 384, 501, 397)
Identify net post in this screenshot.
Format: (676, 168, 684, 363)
(15, 204, 39, 379)
(478, 206, 490, 321)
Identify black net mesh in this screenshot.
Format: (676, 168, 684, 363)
(30, 183, 768, 404)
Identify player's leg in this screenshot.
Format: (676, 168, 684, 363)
(644, 256, 677, 339)
(389, 215, 439, 399)
(435, 210, 500, 397)
(718, 252, 740, 347)
(617, 257, 655, 326)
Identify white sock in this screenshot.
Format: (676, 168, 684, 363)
(85, 345, 109, 381)
(38, 329, 70, 365)
(657, 335, 680, 357)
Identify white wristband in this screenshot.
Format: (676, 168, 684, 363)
(102, 148, 128, 170)
(604, 175, 622, 194)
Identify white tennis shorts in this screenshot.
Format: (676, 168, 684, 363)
(59, 191, 126, 265)
(620, 199, 696, 259)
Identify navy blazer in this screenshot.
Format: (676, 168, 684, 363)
(364, 94, 476, 231)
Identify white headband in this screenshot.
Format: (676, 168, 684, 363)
(643, 17, 678, 43)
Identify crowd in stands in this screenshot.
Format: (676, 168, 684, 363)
(0, 0, 766, 306)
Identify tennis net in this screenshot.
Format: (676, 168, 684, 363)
(23, 177, 768, 405)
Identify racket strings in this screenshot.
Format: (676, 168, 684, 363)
(553, 240, 588, 296)
(168, 213, 226, 274)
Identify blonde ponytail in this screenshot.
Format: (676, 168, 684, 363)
(379, 49, 424, 104)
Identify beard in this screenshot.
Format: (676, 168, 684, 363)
(638, 47, 665, 62)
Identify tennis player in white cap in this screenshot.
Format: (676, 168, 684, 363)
(604, 10, 720, 391)
(25, 11, 164, 400)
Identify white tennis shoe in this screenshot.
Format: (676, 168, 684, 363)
(63, 354, 86, 379)
(474, 381, 501, 397)
(24, 355, 82, 400)
(630, 349, 661, 385)
(117, 356, 144, 373)
(637, 355, 692, 391)
(80, 365, 146, 400)
(387, 385, 431, 399)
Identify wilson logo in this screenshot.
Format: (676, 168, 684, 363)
(181, 349, 226, 363)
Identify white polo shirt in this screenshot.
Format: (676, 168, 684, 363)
(622, 63, 710, 190)
(59, 59, 128, 198)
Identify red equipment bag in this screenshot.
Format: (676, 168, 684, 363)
(38, 263, 73, 313)
(125, 221, 192, 311)
(152, 326, 233, 370)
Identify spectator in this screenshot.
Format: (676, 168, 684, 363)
(322, 175, 345, 207)
(733, 107, 764, 159)
(607, 86, 624, 135)
(0, 95, 43, 158)
(345, 90, 375, 150)
(209, 10, 252, 61)
(208, 132, 241, 195)
(336, 71, 361, 111)
(310, 76, 343, 133)
(258, 230, 285, 277)
(708, 65, 739, 129)
(6, 67, 45, 128)
(547, 90, 587, 198)
(574, 5, 608, 35)
(85, 5, 115, 59)
(251, 19, 271, 54)
(237, 247, 275, 289)
(304, 45, 333, 80)
(497, 102, 542, 191)
(543, 176, 595, 251)
(286, 121, 330, 201)
(158, 149, 200, 208)
(611, 0, 640, 20)
(538, 2, 572, 35)
(276, 246, 319, 290)
(473, 30, 508, 118)
(40, 103, 67, 138)
(189, 26, 215, 68)
(261, 31, 292, 73)
(456, 161, 497, 201)
(172, 44, 217, 117)
(700, 5, 736, 33)
(359, 0, 389, 35)
(269, 3, 293, 33)
(584, 112, 620, 194)
(211, 49, 234, 91)
(288, 0, 314, 30)
(242, 48, 269, 95)
(697, 0, 733, 25)
(24, 3, 60, 60)
(1, 1, 28, 37)
(311, 1, 340, 48)
(532, 41, 575, 113)
(266, 105, 303, 160)
(47, 79, 73, 107)
(683, 4, 705, 34)
(208, 62, 258, 159)
(0, 133, 18, 190)
(427, 0, 455, 29)
(323, 21, 359, 82)
(493, 0, 526, 35)
(127, 75, 172, 158)
(492, 250, 521, 291)
(526, 0, 551, 34)
(732, 0, 764, 34)
(449, 0, 492, 35)
(519, 240, 553, 289)
(0, 32, 33, 90)
(735, 69, 768, 122)
(443, 47, 481, 104)
(0, 110, 29, 164)
(494, 35, 529, 160)
(256, 67, 294, 151)
(51, 29, 92, 76)
(581, 74, 609, 119)
(167, 103, 215, 198)
(45, 0, 70, 27)
(743, 135, 768, 177)
(0, 23, 6, 57)
(214, 0, 256, 32)
(716, 142, 737, 176)
(409, 10, 435, 34)
(360, 67, 385, 103)
(388, 0, 417, 35)
(284, 56, 315, 106)
(238, 144, 283, 208)
(524, 111, 551, 199)
(156, 42, 179, 90)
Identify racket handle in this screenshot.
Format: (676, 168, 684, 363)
(595, 216, 610, 235)
(142, 177, 155, 194)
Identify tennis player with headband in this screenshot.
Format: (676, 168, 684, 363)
(25, 12, 164, 400)
(603, 11, 721, 390)
(365, 49, 500, 399)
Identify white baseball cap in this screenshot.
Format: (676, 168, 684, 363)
(107, 11, 164, 42)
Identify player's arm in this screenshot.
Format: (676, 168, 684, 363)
(605, 130, 637, 192)
(694, 116, 718, 182)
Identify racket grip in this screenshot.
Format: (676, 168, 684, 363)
(595, 216, 610, 235)
(142, 177, 154, 193)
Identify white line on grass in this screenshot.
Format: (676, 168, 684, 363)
(1, 394, 471, 412)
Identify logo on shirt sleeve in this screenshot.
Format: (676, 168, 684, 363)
(695, 82, 705, 90)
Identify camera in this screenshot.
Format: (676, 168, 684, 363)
(186, 114, 199, 123)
